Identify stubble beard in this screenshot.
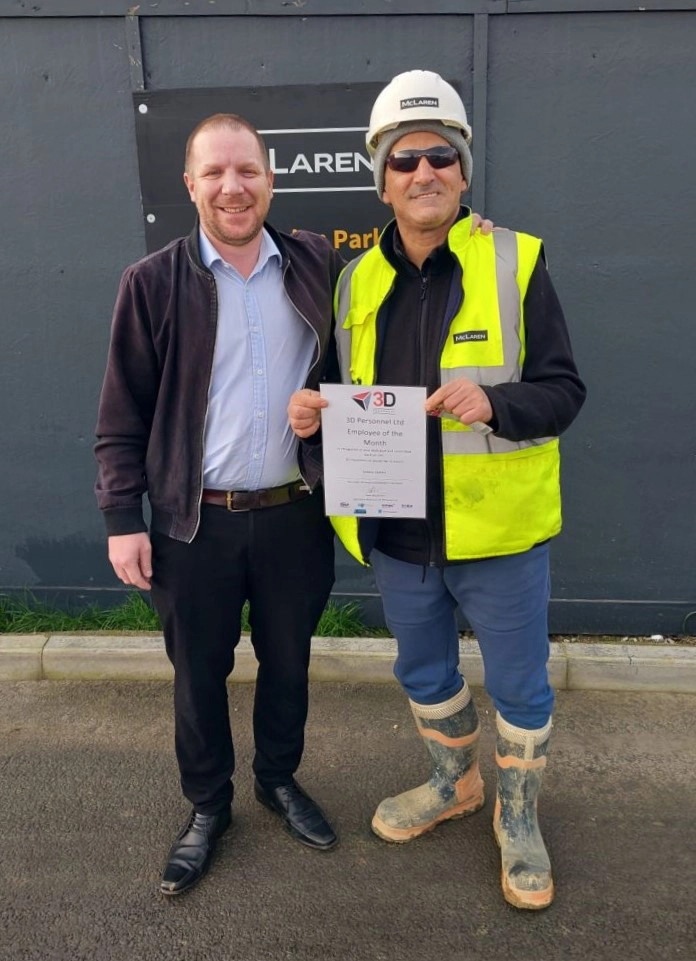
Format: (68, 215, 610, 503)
(206, 214, 265, 249)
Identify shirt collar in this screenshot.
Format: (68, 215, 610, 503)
(198, 226, 281, 276)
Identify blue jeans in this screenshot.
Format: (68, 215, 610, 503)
(370, 543, 554, 729)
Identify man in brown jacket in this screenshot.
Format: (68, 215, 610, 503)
(96, 114, 341, 896)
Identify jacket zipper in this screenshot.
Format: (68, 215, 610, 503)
(418, 269, 440, 568)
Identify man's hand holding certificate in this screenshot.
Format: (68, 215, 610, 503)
(318, 384, 427, 518)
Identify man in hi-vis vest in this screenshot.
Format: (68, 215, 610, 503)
(288, 71, 586, 910)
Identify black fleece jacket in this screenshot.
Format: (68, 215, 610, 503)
(367, 215, 587, 566)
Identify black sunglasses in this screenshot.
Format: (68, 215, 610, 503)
(385, 145, 460, 174)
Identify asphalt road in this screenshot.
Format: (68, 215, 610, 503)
(1, 681, 694, 961)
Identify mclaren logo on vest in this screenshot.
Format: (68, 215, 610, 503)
(454, 331, 489, 343)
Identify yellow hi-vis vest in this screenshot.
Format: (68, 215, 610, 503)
(331, 217, 561, 565)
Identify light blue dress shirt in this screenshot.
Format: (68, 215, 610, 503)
(199, 228, 317, 491)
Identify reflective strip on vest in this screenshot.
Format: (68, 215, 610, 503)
(334, 258, 361, 384)
(440, 229, 553, 455)
(334, 251, 395, 386)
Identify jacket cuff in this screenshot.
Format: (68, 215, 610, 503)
(303, 427, 323, 447)
(480, 387, 500, 433)
(298, 437, 325, 491)
(102, 508, 148, 537)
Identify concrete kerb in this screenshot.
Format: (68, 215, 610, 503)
(1, 633, 696, 693)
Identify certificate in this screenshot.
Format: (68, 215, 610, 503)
(319, 384, 427, 518)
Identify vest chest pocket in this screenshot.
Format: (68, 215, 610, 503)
(342, 304, 375, 330)
(443, 317, 505, 369)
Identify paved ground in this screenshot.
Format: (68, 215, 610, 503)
(1, 680, 694, 961)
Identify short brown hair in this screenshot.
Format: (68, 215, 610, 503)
(184, 113, 270, 173)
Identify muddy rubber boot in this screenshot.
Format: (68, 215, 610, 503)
(493, 713, 554, 910)
(371, 683, 485, 843)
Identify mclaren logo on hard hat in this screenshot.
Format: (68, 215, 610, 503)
(400, 97, 439, 109)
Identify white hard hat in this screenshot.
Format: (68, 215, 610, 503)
(366, 70, 472, 156)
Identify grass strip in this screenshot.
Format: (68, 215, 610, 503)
(0, 592, 389, 638)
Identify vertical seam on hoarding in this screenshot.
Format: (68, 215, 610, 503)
(472, 13, 488, 216)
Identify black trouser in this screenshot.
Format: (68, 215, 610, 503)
(150, 494, 335, 815)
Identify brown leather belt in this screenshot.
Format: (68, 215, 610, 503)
(201, 480, 310, 511)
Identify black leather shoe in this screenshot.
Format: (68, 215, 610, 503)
(160, 807, 231, 896)
(254, 780, 337, 850)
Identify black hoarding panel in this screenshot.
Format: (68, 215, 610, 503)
(133, 84, 397, 259)
(487, 12, 696, 618)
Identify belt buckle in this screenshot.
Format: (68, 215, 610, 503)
(226, 490, 256, 511)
